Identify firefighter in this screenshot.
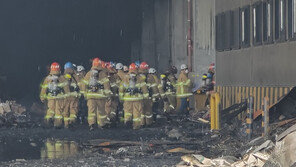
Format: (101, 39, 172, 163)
(159, 66, 177, 113)
(76, 65, 86, 87)
(123, 65, 129, 73)
(119, 63, 149, 129)
(105, 62, 120, 124)
(207, 63, 215, 92)
(75, 65, 87, 124)
(63, 62, 80, 128)
(176, 64, 192, 115)
(81, 58, 112, 130)
(115, 63, 126, 123)
(116, 63, 126, 81)
(40, 62, 69, 128)
(148, 68, 161, 121)
(138, 62, 153, 126)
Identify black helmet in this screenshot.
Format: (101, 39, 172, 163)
(169, 66, 178, 74)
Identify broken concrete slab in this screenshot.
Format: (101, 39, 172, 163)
(276, 123, 296, 142)
(273, 131, 296, 167)
(252, 140, 275, 153)
(181, 155, 211, 167)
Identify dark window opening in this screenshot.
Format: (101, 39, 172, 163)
(253, 2, 263, 45)
(230, 9, 240, 49)
(216, 13, 223, 51)
(263, 0, 274, 43)
(240, 6, 251, 47)
(275, 0, 286, 41)
(224, 11, 231, 50)
(288, 0, 296, 39)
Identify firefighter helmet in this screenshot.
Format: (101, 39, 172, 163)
(129, 63, 137, 70)
(140, 62, 149, 70)
(169, 66, 178, 74)
(116, 63, 123, 70)
(64, 62, 73, 70)
(77, 65, 85, 72)
(202, 73, 207, 80)
(50, 62, 60, 72)
(92, 58, 101, 67)
(148, 68, 156, 74)
(135, 60, 141, 68)
(102, 61, 108, 68)
(123, 65, 129, 72)
(180, 64, 188, 70)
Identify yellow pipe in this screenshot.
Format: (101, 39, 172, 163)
(210, 94, 215, 130)
(215, 93, 220, 130)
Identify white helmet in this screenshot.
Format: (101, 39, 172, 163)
(180, 64, 188, 70)
(77, 65, 85, 72)
(116, 63, 123, 70)
(123, 65, 129, 72)
(148, 68, 156, 74)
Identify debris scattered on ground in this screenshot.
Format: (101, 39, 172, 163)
(167, 147, 195, 154)
(175, 120, 296, 167)
(167, 128, 183, 139)
(0, 101, 29, 127)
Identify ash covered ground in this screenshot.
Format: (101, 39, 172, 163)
(0, 113, 247, 167)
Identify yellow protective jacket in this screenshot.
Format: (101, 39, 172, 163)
(176, 71, 192, 98)
(40, 74, 70, 101)
(167, 74, 177, 86)
(117, 70, 126, 81)
(119, 73, 149, 102)
(147, 74, 160, 99)
(75, 72, 86, 94)
(81, 69, 112, 100)
(158, 74, 177, 98)
(108, 71, 121, 97)
(64, 72, 81, 98)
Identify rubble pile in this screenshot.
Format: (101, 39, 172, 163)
(175, 122, 296, 167)
(0, 101, 29, 127)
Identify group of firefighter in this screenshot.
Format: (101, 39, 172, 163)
(40, 58, 212, 130)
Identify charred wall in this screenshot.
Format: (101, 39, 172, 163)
(139, 0, 216, 86)
(0, 0, 142, 103)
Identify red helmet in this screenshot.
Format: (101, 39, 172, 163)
(139, 62, 149, 70)
(92, 58, 101, 67)
(106, 62, 113, 69)
(100, 61, 106, 68)
(129, 63, 137, 70)
(50, 62, 60, 72)
(104, 62, 111, 69)
(209, 63, 215, 71)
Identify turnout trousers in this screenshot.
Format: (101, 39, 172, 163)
(123, 101, 143, 129)
(45, 99, 64, 128)
(142, 99, 153, 126)
(63, 97, 79, 127)
(87, 99, 108, 127)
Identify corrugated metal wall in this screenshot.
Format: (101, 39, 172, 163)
(216, 86, 293, 111)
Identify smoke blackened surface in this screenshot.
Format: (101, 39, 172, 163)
(0, 0, 142, 102)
